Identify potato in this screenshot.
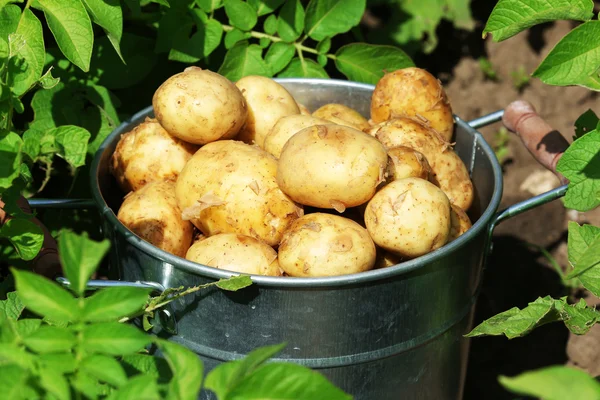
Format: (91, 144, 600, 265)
(277, 124, 388, 211)
(117, 180, 193, 257)
(386, 146, 432, 183)
(235, 76, 300, 148)
(370, 67, 454, 142)
(369, 117, 473, 211)
(313, 103, 370, 131)
(263, 115, 330, 158)
(449, 204, 472, 241)
(110, 117, 198, 192)
(278, 213, 376, 277)
(374, 250, 404, 269)
(297, 102, 311, 115)
(175, 140, 303, 247)
(364, 177, 451, 259)
(186, 233, 282, 276)
(152, 67, 247, 145)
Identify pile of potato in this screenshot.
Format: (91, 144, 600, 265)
(110, 66, 474, 278)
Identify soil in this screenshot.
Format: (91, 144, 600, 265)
(410, 5, 600, 399)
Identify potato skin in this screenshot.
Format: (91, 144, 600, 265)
(235, 76, 300, 148)
(312, 103, 370, 132)
(370, 67, 454, 142)
(117, 180, 193, 257)
(278, 213, 376, 277)
(374, 250, 404, 269)
(263, 115, 330, 158)
(175, 140, 302, 247)
(152, 67, 246, 145)
(364, 177, 451, 259)
(297, 102, 311, 115)
(449, 204, 472, 241)
(370, 117, 474, 211)
(186, 233, 282, 276)
(386, 146, 432, 183)
(110, 117, 198, 193)
(277, 124, 388, 210)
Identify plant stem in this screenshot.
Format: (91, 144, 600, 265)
(221, 24, 283, 43)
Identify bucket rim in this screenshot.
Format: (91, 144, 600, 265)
(90, 78, 504, 288)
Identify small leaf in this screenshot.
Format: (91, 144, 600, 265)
(195, 0, 222, 12)
(224, 28, 251, 49)
(484, 0, 594, 42)
(83, 286, 150, 322)
(51, 125, 91, 168)
(574, 109, 600, 140)
(277, 0, 304, 42)
(120, 354, 172, 381)
(38, 366, 70, 400)
(81, 354, 128, 388)
(39, 353, 77, 373)
(71, 371, 105, 400)
(0, 343, 34, 368)
(304, 0, 366, 41)
(216, 275, 253, 291)
(158, 339, 203, 400)
(264, 42, 294, 75)
(108, 374, 160, 400)
(556, 129, 600, 211)
(248, 0, 284, 16)
(23, 326, 75, 353)
(263, 14, 277, 35)
(81, 322, 151, 355)
(278, 57, 328, 78)
(58, 230, 111, 297)
(499, 365, 600, 400)
(33, 0, 94, 72)
(0, 218, 44, 261)
(218, 41, 270, 81)
(8, 8, 45, 96)
(317, 54, 327, 66)
(224, 0, 257, 31)
(39, 67, 60, 89)
(0, 131, 22, 190)
(82, 0, 124, 62)
(0, 365, 29, 399)
(555, 298, 600, 335)
(316, 37, 331, 54)
(11, 268, 79, 322)
(0, 292, 24, 321)
(334, 43, 414, 84)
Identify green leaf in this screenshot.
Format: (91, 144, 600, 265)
(0, 343, 34, 368)
(158, 340, 203, 400)
(265, 42, 294, 75)
(445, 0, 475, 31)
(120, 354, 172, 382)
(224, 0, 257, 31)
(565, 223, 600, 279)
(567, 222, 600, 296)
(218, 41, 270, 81)
(0, 218, 44, 261)
(71, 370, 105, 400)
(8, 9, 45, 96)
(499, 365, 600, 400)
(316, 37, 331, 54)
(556, 129, 600, 211)
(15, 318, 42, 337)
(277, 0, 304, 42)
(248, 0, 284, 16)
(0, 5, 19, 41)
(81, 354, 128, 387)
(224, 28, 251, 49)
(107, 374, 160, 400)
(11, 268, 79, 322)
(51, 125, 91, 168)
(195, 0, 222, 12)
(23, 326, 75, 353)
(58, 230, 110, 296)
(39, 67, 60, 89)
(263, 14, 277, 35)
(82, 0, 124, 62)
(334, 43, 414, 84)
(81, 322, 151, 355)
(0, 365, 29, 399)
(33, 0, 94, 71)
(278, 57, 328, 78)
(555, 298, 600, 335)
(39, 366, 70, 400)
(0, 292, 24, 321)
(227, 362, 352, 400)
(533, 21, 600, 90)
(484, 0, 594, 42)
(216, 275, 253, 291)
(0, 131, 22, 190)
(83, 287, 150, 322)
(169, 19, 223, 63)
(155, 5, 192, 53)
(39, 353, 77, 373)
(574, 109, 600, 140)
(317, 53, 327, 66)
(304, 0, 365, 41)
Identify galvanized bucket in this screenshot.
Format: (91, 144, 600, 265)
(33, 79, 567, 400)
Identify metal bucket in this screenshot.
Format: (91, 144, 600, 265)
(34, 79, 567, 400)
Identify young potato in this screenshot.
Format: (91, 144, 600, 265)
(152, 67, 246, 145)
(365, 177, 451, 259)
(449, 204, 472, 241)
(297, 102, 311, 115)
(186, 233, 282, 276)
(313, 103, 371, 132)
(263, 115, 330, 158)
(110, 117, 198, 193)
(374, 249, 404, 269)
(278, 213, 376, 277)
(277, 124, 387, 211)
(386, 146, 432, 183)
(117, 180, 193, 257)
(175, 140, 303, 247)
(235, 76, 300, 148)
(370, 67, 454, 142)
(369, 117, 474, 211)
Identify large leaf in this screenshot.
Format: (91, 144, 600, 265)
(51, 125, 91, 168)
(334, 43, 414, 84)
(218, 41, 270, 81)
(277, 0, 304, 42)
(484, 0, 594, 42)
(304, 0, 365, 41)
(158, 340, 203, 400)
(0, 365, 29, 399)
(533, 21, 600, 90)
(82, 286, 150, 322)
(82, 0, 123, 61)
(0, 131, 22, 190)
(0, 218, 44, 261)
(33, 0, 94, 71)
(107, 374, 160, 400)
(11, 268, 79, 322)
(38, 367, 70, 400)
(8, 8, 45, 96)
(58, 230, 110, 297)
(81, 322, 151, 355)
(556, 129, 600, 211)
(23, 326, 75, 353)
(499, 365, 600, 400)
(224, 0, 257, 31)
(264, 42, 294, 75)
(278, 57, 328, 78)
(169, 19, 223, 63)
(0, 292, 24, 321)
(567, 222, 600, 296)
(81, 354, 128, 387)
(38, 353, 77, 374)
